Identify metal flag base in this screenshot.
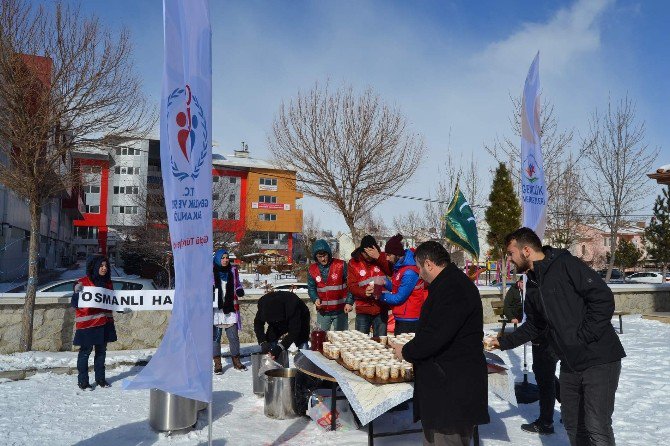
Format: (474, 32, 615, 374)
(515, 343, 539, 404)
(515, 373, 539, 404)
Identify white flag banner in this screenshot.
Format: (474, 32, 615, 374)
(77, 287, 219, 311)
(520, 52, 548, 240)
(124, 0, 213, 403)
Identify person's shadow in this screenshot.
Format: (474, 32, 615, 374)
(73, 390, 241, 445)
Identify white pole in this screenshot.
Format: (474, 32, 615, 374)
(208, 400, 212, 445)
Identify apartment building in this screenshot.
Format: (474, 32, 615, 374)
(73, 139, 303, 264)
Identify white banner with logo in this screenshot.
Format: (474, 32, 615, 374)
(520, 52, 548, 240)
(77, 287, 219, 311)
(124, 0, 213, 403)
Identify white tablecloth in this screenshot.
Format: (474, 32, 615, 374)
(299, 349, 517, 426)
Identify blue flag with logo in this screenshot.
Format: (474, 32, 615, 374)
(520, 52, 547, 240)
(124, 0, 213, 402)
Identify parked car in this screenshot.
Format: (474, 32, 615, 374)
(272, 282, 308, 292)
(625, 272, 669, 284)
(597, 268, 624, 282)
(7, 277, 157, 294)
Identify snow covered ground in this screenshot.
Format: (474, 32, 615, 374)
(0, 315, 668, 445)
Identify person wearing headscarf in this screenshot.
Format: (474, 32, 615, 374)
(71, 255, 117, 390)
(213, 248, 246, 373)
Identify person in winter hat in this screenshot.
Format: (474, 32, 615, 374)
(212, 248, 246, 373)
(348, 235, 393, 336)
(307, 239, 354, 331)
(71, 255, 118, 390)
(380, 234, 428, 334)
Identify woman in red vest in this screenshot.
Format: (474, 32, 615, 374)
(71, 256, 117, 390)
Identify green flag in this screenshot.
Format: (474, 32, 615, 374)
(444, 184, 480, 260)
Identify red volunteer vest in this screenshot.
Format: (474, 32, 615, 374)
(309, 259, 347, 312)
(348, 256, 386, 315)
(75, 277, 114, 330)
(390, 265, 427, 320)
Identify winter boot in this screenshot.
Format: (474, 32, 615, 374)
(232, 355, 247, 371)
(96, 380, 111, 388)
(521, 419, 554, 435)
(213, 356, 223, 374)
(78, 382, 93, 391)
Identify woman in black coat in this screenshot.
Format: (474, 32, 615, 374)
(397, 242, 489, 445)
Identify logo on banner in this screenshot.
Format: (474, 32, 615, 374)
(166, 84, 209, 181)
(522, 154, 541, 184)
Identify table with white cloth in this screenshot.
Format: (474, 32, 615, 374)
(297, 349, 516, 445)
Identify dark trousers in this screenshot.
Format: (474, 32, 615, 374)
(560, 360, 621, 446)
(77, 343, 107, 385)
(423, 426, 474, 446)
(355, 312, 388, 336)
(532, 341, 558, 425)
(394, 319, 419, 335)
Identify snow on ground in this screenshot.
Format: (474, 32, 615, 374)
(0, 315, 668, 445)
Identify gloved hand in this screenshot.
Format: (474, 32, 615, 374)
(260, 342, 271, 354)
(74, 283, 83, 293)
(269, 344, 284, 359)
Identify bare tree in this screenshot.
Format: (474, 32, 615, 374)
(301, 211, 321, 264)
(0, 0, 154, 351)
(546, 154, 586, 248)
(269, 82, 424, 243)
(393, 211, 425, 245)
(485, 94, 575, 195)
(581, 96, 659, 281)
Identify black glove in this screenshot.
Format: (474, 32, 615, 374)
(260, 342, 271, 354)
(269, 344, 283, 359)
(236, 288, 245, 297)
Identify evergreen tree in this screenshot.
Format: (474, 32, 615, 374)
(645, 187, 670, 282)
(485, 163, 521, 293)
(613, 239, 643, 273)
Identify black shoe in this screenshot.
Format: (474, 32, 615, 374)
(96, 380, 111, 388)
(78, 383, 93, 391)
(521, 420, 554, 435)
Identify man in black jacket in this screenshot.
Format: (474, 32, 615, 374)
(254, 291, 311, 360)
(487, 228, 625, 446)
(393, 241, 489, 445)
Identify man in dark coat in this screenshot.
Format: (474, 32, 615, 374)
(393, 241, 489, 445)
(254, 290, 311, 360)
(487, 228, 625, 446)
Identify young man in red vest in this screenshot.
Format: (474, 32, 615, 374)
(380, 234, 428, 334)
(348, 235, 393, 336)
(307, 239, 353, 331)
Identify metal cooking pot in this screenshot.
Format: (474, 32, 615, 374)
(264, 368, 305, 419)
(148, 388, 198, 432)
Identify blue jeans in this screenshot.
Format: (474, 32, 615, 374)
(355, 313, 387, 337)
(77, 344, 106, 385)
(213, 325, 241, 357)
(316, 312, 348, 331)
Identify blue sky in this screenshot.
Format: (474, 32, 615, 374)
(62, 0, 669, 232)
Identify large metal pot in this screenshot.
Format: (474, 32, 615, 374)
(149, 388, 198, 432)
(264, 368, 305, 419)
(252, 351, 290, 395)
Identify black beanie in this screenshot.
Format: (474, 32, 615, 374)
(359, 234, 379, 250)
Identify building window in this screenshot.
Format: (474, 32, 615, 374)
(228, 212, 236, 220)
(114, 166, 140, 175)
(259, 195, 277, 203)
(212, 211, 219, 219)
(229, 177, 236, 184)
(229, 194, 235, 202)
(83, 185, 100, 193)
(113, 186, 139, 194)
(212, 193, 220, 201)
(112, 206, 138, 214)
(213, 175, 219, 183)
(82, 165, 101, 174)
(85, 205, 100, 214)
(258, 213, 276, 221)
(260, 178, 277, 187)
(74, 226, 98, 239)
